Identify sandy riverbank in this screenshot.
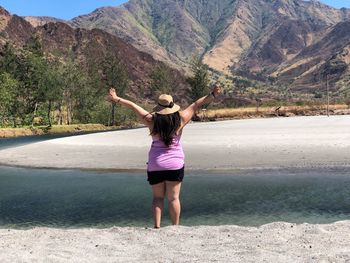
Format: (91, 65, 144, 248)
(1, 221, 350, 262)
(1, 115, 350, 170)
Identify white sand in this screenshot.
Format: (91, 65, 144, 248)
(1, 115, 350, 170)
(1, 116, 350, 262)
(1, 222, 350, 262)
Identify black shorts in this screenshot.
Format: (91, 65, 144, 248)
(147, 166, 185, 185)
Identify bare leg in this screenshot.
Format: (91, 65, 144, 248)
(166, 181, 182, 225)
(152, 182, 166, 228)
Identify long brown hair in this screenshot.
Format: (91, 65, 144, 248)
(151, 112, 181, 147)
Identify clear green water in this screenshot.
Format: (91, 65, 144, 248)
(0, 166, 349, 229)
(1, 136, 350, 228)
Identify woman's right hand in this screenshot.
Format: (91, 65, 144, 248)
(108, 88, 119, 101)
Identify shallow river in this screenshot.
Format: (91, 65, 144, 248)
(0, 136, 349, 228)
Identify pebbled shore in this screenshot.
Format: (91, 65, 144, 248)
(1, 221, 350, 263)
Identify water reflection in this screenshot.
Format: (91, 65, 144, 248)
(0, 166, 349, 228)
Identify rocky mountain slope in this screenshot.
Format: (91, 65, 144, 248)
(70, 0, 241, 68)
(24, 16, 65, 27)
(69, 0, 350, 90)
(0, 6, 189, 102)
(270, 20, 350, 90)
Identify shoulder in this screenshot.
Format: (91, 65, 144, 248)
(179, 110, 187, 119)
(143, 113, 154, 128)
(179, 110, 186, 122)
(176, 111, 186, 133)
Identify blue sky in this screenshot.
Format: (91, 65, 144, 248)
(0, 0, 128, 20)
(0, 0, 349, 20)
(322, 0, 350, 8)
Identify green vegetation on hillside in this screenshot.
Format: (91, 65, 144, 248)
(150, 65, 177, 95)
(187, 55, 210, 100)
(0, 35, 136, 128)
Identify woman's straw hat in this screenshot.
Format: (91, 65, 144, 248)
(153, 94, 181, 115)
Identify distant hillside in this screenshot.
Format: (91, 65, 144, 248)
(24, 16, 66, 27)
(70, 0, 350, 91)
(0, 6, 189, 103)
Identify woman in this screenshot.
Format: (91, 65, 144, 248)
(108, 84, 221, 228)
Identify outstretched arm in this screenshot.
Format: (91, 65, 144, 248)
(180, 84, 222, 126)
(108, 88, 153, 128)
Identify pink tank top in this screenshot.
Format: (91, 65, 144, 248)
(147, 134, 185, 172)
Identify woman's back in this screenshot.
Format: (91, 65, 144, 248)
(147, 134, 185, 172)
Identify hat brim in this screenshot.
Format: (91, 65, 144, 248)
(153, 104, 181, 115)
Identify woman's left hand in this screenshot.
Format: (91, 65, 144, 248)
(212, 83, 222, 97)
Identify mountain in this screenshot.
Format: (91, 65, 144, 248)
(24, 16, 66, 27)
(0, 7, 34, 46)
(70, 0, 350, 90)
(0, 6, 189, 102)
(270, 20, 350, 90)
(231, 0, 350, 90)
(70, 0, 241, 68)
(3, 0, 350, 92)
(70, 3, 188, 70)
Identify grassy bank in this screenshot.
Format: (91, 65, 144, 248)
(0, 123, 140, 139)
(1, 104, 349, 138)
(198, 104, 350, 120)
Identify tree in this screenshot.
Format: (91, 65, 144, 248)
(42, 61, 64, 127)
(60, 60, 87, 124)
(101, 54, 129, 126)
(335, 71, 350, 107)
(234, 77, 252, 95)
(187, 55, 210, 101)
(0, 73, 18, 127)
(150, 65, 176, 95)
(4, 34, 54, 126)
(0, 42, 19, 74)
(0, 43, 21, 127)
(20, 50, 49, 126)
(345, 94, 350, 109)
(247, 87, 263, 112)
(24, 33, 44, 57)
